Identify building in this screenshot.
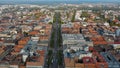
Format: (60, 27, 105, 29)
(101, 52, 120, 68)
(62, 34, 85, 45)
(115, 28, 120, 37)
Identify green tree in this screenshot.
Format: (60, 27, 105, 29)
(23, 32, 28, 37)
(80, 11, 90, 18)
(71, 10, 76, 22)
(117, 15, 120, 21)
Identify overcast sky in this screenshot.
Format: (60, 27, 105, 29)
(0, 0, 120, 1)
(0, 0, 120, 4)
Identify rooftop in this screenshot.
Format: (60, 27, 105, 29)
(62, 34, 84, 40)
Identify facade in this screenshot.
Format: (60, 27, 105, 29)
(115, 29, 120, 37)
(101, 52, 120, 68)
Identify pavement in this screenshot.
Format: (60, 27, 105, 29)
(44, 12, 65, 68)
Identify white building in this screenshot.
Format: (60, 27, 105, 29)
(62, 34, 85, 45)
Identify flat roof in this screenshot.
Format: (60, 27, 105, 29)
(62, 34, 84, 40)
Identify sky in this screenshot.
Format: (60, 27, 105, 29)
(0, 0, 119, 1)
(0, 0, 120, 4)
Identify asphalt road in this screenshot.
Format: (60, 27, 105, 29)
(0, 46, 13, 61)
(44, 12, 64, 68)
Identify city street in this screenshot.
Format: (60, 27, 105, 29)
(44, 12, 64, 68)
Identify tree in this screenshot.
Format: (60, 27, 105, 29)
(71, 10, 76, 22)
(80, 11, 90, 18)
(23, 32, 28, 37)
(117, 15, 120, 21)
(49, 22, 53, 24)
